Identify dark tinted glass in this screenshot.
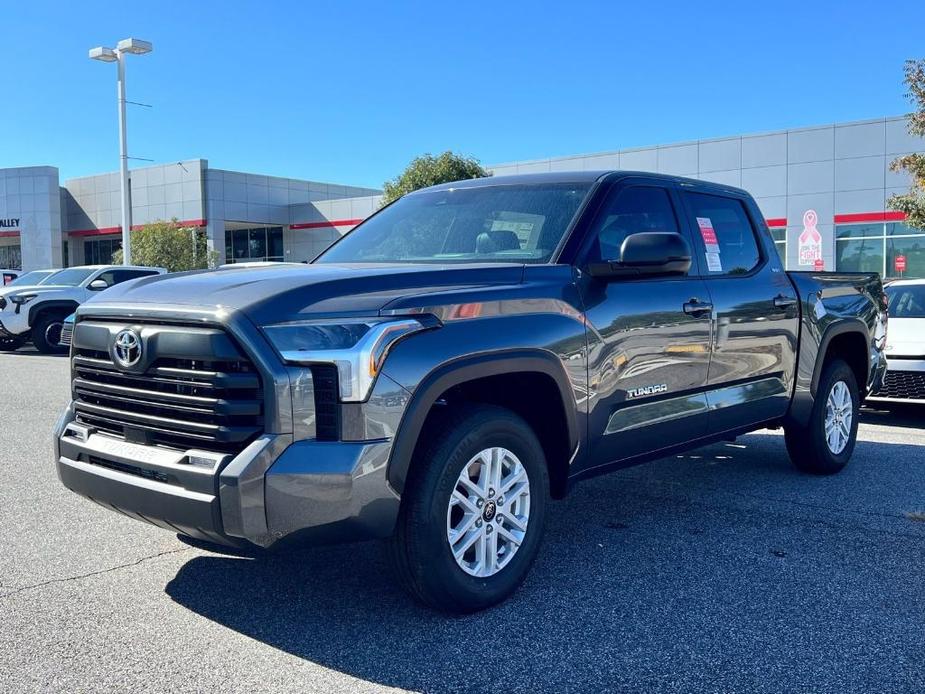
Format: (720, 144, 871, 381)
(585, 186, 679, 263)
(316, 184, 592, 265)
(684, 192, 760, 275)
(888, 285, 925, 318)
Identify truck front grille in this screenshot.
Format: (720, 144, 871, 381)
(71, 323, 264, 454)
(873, 370, 925, 400)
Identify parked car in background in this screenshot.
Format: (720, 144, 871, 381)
(0, 265, 165, 353)
(55, 172, 888, 612)
(871, 279, 925, 402)
(6, 268, 62, 287)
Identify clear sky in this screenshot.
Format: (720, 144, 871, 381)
(2, 0, 923, 189)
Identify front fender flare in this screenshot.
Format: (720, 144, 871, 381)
(385, 349, 580, 494)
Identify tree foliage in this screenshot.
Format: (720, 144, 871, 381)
(381, 151, 490, 205)
(112, 219, 216, 272)
(888, 58, 925, 230)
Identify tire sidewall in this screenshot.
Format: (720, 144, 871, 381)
(32, 313, 67, 354)
(812, 360, 860, 468)
(415, 412, 548, 611)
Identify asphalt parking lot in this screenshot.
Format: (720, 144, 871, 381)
(1, 350, 924, 693)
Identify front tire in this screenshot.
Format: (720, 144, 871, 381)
(388, 405, 549, 613)
(32, 313, 68, 354)
(785, 358, 859, 474)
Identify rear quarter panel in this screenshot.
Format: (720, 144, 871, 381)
(786, 271, 886, 424)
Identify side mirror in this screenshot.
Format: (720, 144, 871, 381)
(88, 278, 109, 291)
(588, 231, 692, 279)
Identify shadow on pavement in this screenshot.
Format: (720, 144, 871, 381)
(862, 401, 925, 430)
(165, 431, 925, 692)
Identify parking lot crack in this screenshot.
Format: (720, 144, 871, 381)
(0, 547, 193, 600)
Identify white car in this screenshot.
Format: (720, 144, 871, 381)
(0, 265, 165, 353)
(2, 268, 62, 288)
(871, 279, 925, 402)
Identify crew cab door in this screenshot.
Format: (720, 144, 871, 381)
(677, 188, 799, 432)
(575, 179, 713, 471)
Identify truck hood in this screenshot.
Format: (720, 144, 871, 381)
(886, 317, 925, 358)
(84, 262, 526, 325)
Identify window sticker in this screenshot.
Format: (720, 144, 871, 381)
(706, 252, 723, 272)
(696, 217, 720, 253)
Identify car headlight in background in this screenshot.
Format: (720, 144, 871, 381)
(9, 294, 36, 313)
(264, 317, 436, 402)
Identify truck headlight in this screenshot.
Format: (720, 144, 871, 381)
(264, 317, 435, 402)
(9, 294, 36, 305)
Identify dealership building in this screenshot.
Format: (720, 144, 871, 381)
(2, 114, 923, 277)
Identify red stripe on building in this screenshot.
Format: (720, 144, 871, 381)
(0, 230, 20, 238)
(765, 218, 787, 228)
(833, 211, 907, 224)
(290, 218, 363, 230)
(68, 219, 207, 237)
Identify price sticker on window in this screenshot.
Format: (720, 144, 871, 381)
(697, 217, 720, 253)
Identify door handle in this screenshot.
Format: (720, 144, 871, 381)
(773, 294, 797, 309)
(683, 299, 713, 316)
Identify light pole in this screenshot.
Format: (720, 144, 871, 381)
(89, 38, 153, 266)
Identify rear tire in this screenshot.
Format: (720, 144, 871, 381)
(388, 404, 549, 613)
(785, 358, 859, 475)
(32, 313, 68, 354)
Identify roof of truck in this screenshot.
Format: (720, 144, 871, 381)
(422, 170, 748, 196)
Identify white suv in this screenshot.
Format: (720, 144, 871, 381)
(0, 265, 165, 353)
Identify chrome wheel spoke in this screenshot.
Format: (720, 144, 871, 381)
(447, 446, 531, 578)
(451, 489, 480, 515)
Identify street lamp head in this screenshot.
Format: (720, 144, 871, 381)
(88, 46, 118, 62)
(116, 38, 153, 55)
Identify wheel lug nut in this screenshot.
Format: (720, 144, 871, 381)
(476, 519, 483, 527)
(497, 496, 504, 505)
(496, 515, 504, 524)
(488, 488, 495, 498)
(486, 525, 493, 533)
(476, 499, 484, 508)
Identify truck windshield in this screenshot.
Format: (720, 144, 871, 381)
(888, 284, 925, 318)
(315, 183, 592, 265)
(43, 268, 96, 286)
(8, 270, 55, 286)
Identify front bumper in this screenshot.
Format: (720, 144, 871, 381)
(0, 310, 29, 338)
(54, 405, 401, 548)
(870, 357, 925, 402)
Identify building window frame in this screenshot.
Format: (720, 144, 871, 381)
(835, 222, 925, 279)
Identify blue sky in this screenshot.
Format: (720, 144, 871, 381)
(2, 1, 923, 189)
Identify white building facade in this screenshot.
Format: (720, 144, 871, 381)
(2, 115, 923, 277)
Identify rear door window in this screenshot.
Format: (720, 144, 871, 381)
(682, 192, 762, 276)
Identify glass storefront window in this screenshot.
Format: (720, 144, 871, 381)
(835, 238, 884, 274)
(886, 236, 925, 279)
(224, 227, 284, 263)
(834, 221, 925, 279)
(84, 238, 122, 265)
(836, 223, 884, 238)
(269, 227, 284, 260)
(0, 244, 22, 269)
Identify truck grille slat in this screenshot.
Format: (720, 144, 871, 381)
(873, 370, 925, 400)
(71, 322, 264, 453)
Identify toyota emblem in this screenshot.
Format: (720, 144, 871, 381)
(112, 329, 142, 368)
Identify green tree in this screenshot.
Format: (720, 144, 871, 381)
(381, 151, 490, 205)
(112, 219, 216, 272)
(888, 58, 925, 229)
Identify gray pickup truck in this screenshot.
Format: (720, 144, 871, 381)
(54, 172, 887, 612)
